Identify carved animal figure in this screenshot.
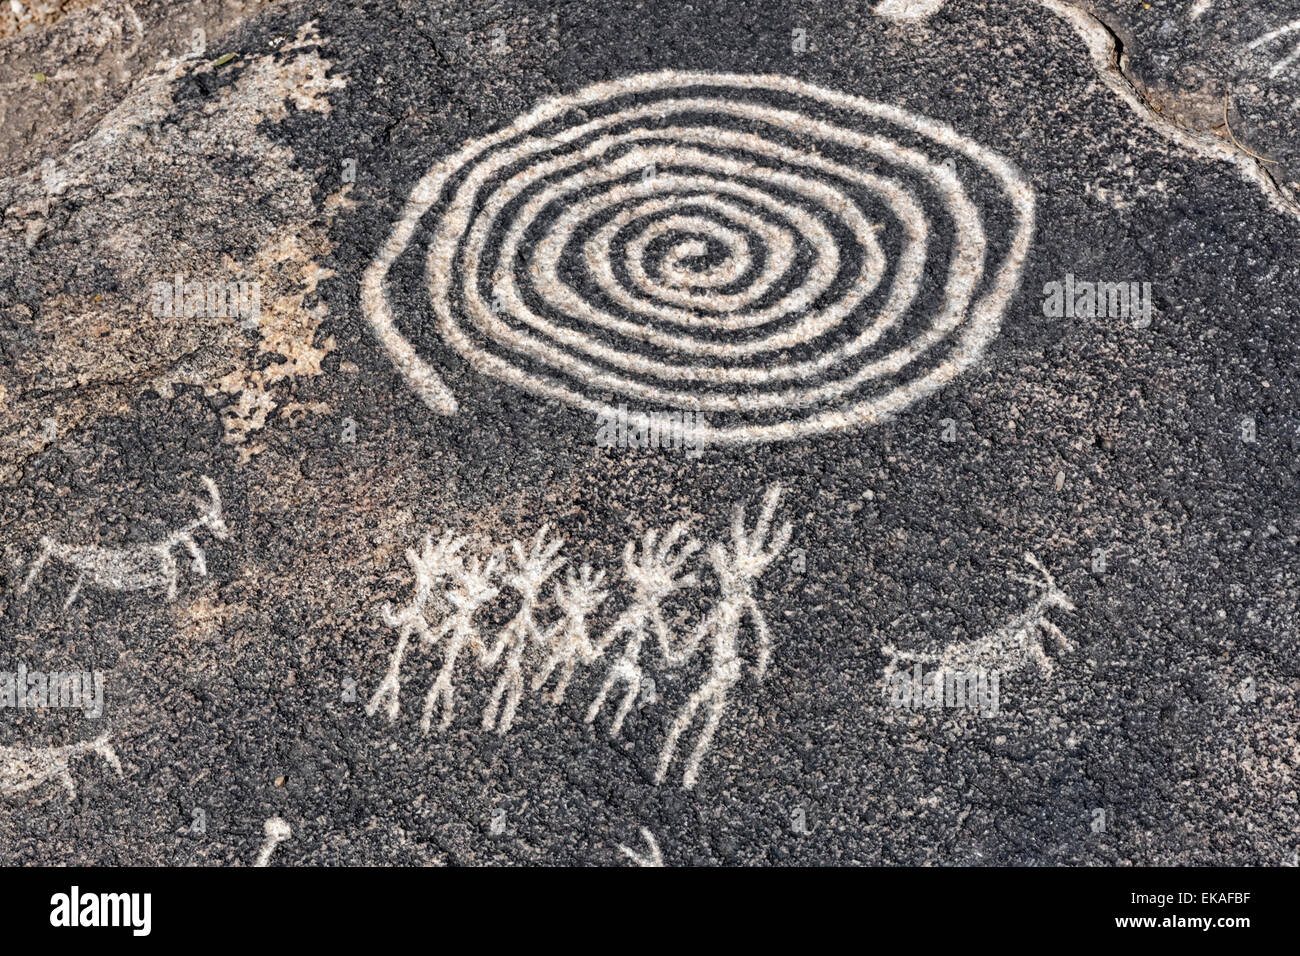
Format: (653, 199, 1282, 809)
(0, 735, 122, 799)
(21, 477, 229, 607)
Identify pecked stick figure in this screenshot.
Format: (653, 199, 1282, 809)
(585, 522, 700, 737)
(481, 524, 565, 733)
(532, 564, 608, 706)
(367, 531, 465, 722)
(655, 484, 791, 789)
(420, 553, 501, 732)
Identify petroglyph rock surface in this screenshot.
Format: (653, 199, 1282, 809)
(0, 0, 1297, 866)
(1073, 0, 1300, 200)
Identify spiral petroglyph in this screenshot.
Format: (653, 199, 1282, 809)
(362, 71, 1036, 443)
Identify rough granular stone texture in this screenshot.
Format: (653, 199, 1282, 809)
(0, 0, 1296, 866)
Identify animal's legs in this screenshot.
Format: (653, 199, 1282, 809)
(63, 572, 86, 609)
(162, 551, 179, 601)
(20, 538, 53, 594)
(178, 533, 206, 575)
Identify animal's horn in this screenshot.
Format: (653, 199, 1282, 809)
(200, 476, 222, 513)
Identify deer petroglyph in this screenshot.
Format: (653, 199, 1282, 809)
(881, 552, 1075, 684)
(0, 735, 122, 800)
(20, 477, 229, 608)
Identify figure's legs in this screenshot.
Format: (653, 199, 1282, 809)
(1040, 617, 1071, 653)
(1025, 626, 1054, 676)
(745, 597, 772, 680)
(91, 738, 122, 775)
(655, 687, 705, 785)
(609, 667, 641, 738)
(550, 660, 576, 704)
(482, 671, 509, 731)
(585, 658, 627, 726)
(161, 551, 179, 601)
(880, 645, 928, 683)
(495, 670, 523, 734)
(366, 629, 411, 721)
(421, 642, 465, 733)
(530, 656, 558, 693)
(57, 765, 78, 799)
(421, 669, 454, 733)
(436, 687, 457, 731)
(682, 690, 729, 790)
(479, 631, 509, 668)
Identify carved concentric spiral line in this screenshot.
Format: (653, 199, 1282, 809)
(362, 71, 1036, 444)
